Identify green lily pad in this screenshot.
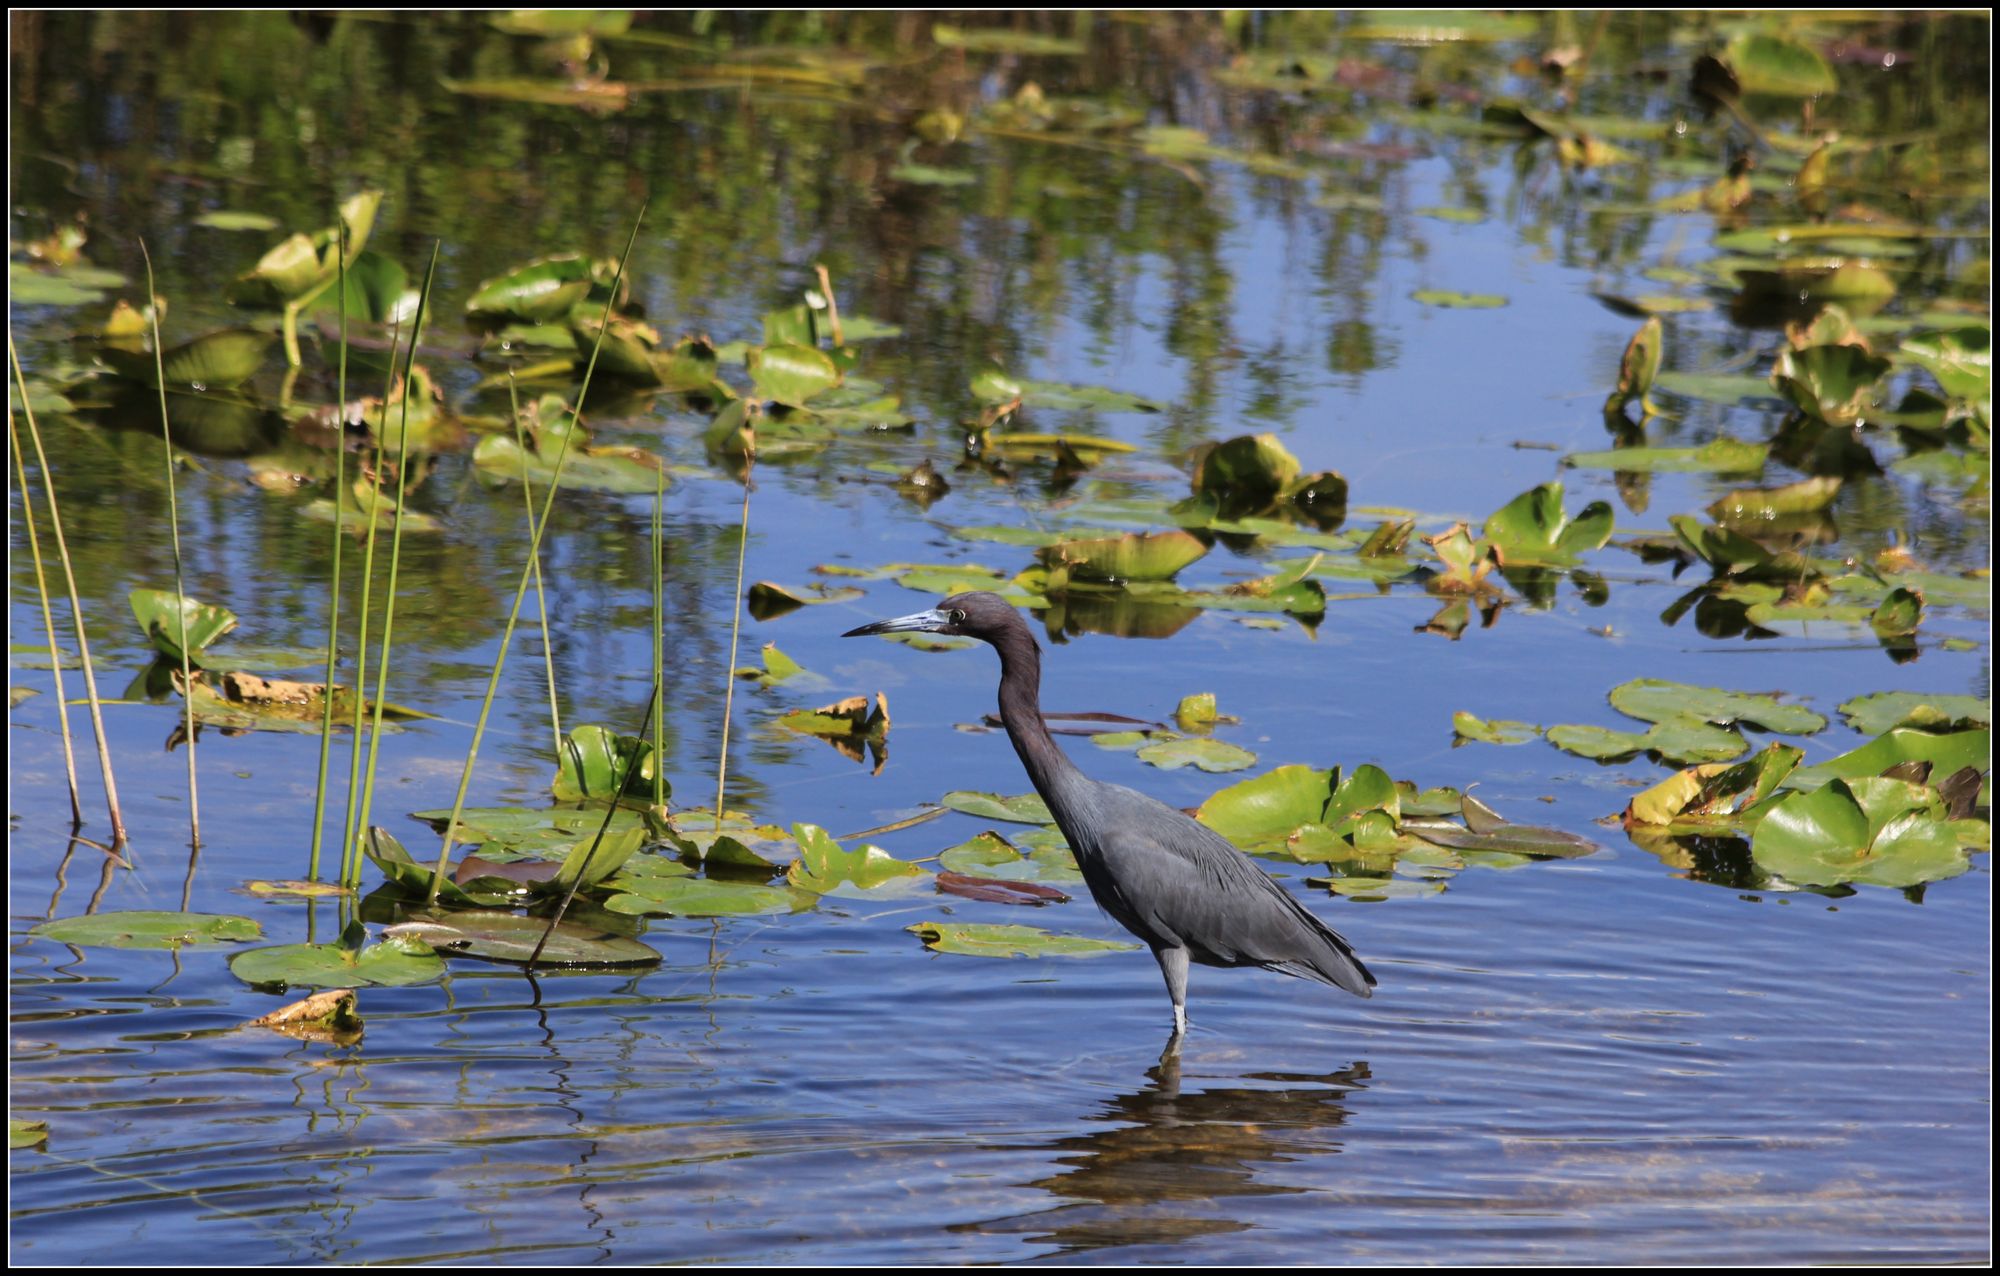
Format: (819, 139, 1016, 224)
(936, 830, 1083, 883)
(1196, 764, 1334, 852)
(748, 342, 842, 407)
(1899, 327, 1990, 402)
(1623, 742, 1806, 832)
(602, 876, 811, 917)
(473, 412, 669, 495)
(1481, 482, 1614, 566)
(1608, 678, 1827, 734)
(1838, 692, 1991, 736)
(1654, 370, 1785, 406)
(413, 804, 650, 854)
(99, 328, 276, 389)
(195, 210, 280, 232)
(1722, 31, 1837, 96)
(29, 910, 261, 950)
(1037, 531, 1208, 582)
(361, 827, 496, 906)
(1546, 720, 1749, 764)
(1709, 476, 1843, 522)
(942, 790, 1055, 825)
(1753, 777, 1970, 888)
(11, 1118, 48, 1150)
(969, 368, 1163, 412)
(1411, 289, 1507, 308)
(735, 642, 808, 688)
(907, 921, 1139, 958)
(1871, 587, 1925, 637)
(1121, 734, 1258, 773)
(745, 581, 865, 619)
(1565, 438, 1769, 473)
(1453, 711, 1540, 745)
(784, 823, 930, 897)
(229, 921, 445, 990)
(385, 912, 660, 968)
(465, 253, 603, 324)
(129, 590, 238, 664)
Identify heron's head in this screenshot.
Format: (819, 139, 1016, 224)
(842, 590, 1022, 643)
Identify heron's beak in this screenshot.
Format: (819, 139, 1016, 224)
(843, 608, 950, 638)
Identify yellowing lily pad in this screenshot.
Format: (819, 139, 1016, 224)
(907, 921, 1140, 958)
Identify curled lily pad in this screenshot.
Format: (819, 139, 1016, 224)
(735, 642, 808, 688)
(1623, 742, 1806, 832)
(1783, 728, 1990, 792)
(1604, 316, 1664, 416)
(942, 790, 1055, 825)
(1838, 692, 1990, 736)
(1899, 327, 1990, 402)
(465, 254, 604, 324)
(1453, 711, 1539, 745)
(1709, 476, 1843, 522)
(130, 589, 238, 664)
(230, 921, 445, 990)
(1752, 777, 1971, 888)
(1720, 31, 1836, 96)
(1481, 482, 1614, 566)
(553, 724, 663, 802)
(785, 823, 930, 897)
(780, 693, 889, 740)
(1191, 433, 1300, 512)
(1608, 678, 1827, 734)
(386, 912, 660, 968)
(746, 581, 864, 619)
(1871, 587, 1925, 637)
(1771, 344, 1893, 425)
(473, 413, 668, 495)
(1038, 531, 1208, 583)
(907, 921, 1139, 958)
(29, 911, 261, 950)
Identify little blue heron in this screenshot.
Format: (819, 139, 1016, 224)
(844, 591, 1374, 1038)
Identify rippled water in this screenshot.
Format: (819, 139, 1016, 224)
(10, 11, 1990, 1264)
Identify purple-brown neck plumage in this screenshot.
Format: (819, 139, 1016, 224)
(988, 618, 1083, 807)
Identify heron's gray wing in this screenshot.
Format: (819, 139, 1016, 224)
(1092, 797, 1375, 998)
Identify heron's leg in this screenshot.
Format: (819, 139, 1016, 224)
(1153, 945, 1188, 1036)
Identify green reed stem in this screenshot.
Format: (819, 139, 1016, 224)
(338, 317, 415, 887)
(506, 372, 563, 757)
(8, 410, 84, 827)
(353, 242, 440, 870)
(139, 242, 201, 848)
(426, 205, 649, 904)
(652, 464, 666, 809)
(308, 225, 351, 880)
(9, 335, 126, 846)
(714, 460, 754, 831)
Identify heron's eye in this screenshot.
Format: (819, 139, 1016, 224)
(948, 609, 966, 623)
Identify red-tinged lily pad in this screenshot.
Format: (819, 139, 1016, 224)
(935, 871, 1070, 905)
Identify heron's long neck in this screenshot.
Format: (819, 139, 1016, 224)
(993, 628, 1084, 810)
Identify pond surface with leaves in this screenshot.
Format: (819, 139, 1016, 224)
(8, 11, 1990, 1264)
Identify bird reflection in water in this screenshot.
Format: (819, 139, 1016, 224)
(955, 1058, 1371, 1256)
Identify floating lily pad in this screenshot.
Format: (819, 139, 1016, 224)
(1037, 531, 1208, 582)
(936, 830, 1083, 883)
(602, 876, 810, 917)
(779, 693, 888, 740)
(1771, 343, 1893, 425)
(746, 581, 865, 619)
(1411, 289, 1507, 308)
(1197, 764, 1334, 852)
(1622, 742, 1806, 832)
(473, 412, 668, 495)
(1403, 814, 1599, 858)
(1453, 711, 1539, 745)
(735, 642, 808, 688)
(465, 253, 603, 324)
(968, 368, 1163, 412)
(11, 1118, 49, 1150)
(241, 879, 353, 898)
(907, 921, 1139, 958)
(1546, 720, 1748, 764)
(229, 920, 443, 990)
(1838, 692, 1991, 736)
(1709, 476, 1843, 522)
(1565, 438, 1769, 473)
(98, 328, 276, 389)
(1899, 327, 1991, 402)
(942, 790, 1055, 825)
(784, 823, 930, 897)
(1608, 679, 1827, 734)
(1721, 31, 1836, 96)
(1090, 731, 1258, 773)
(385, 912, 660, 967)
(749, 342, 842, 406)
(1871, 587, 1925, 638)
(29, 911, 261, 950)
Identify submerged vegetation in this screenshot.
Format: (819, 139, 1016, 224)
(7, 11, 1990, 1263)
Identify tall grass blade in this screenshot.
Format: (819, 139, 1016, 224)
(713, 459, 755, 832)
(506, 372, 563, 757)
(354, 241, 441, 858)
(140, 241, 201, 847)
(7, 410, 84, 826)
(308, 222, 351, 880)
(9, 335, 126, 845)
